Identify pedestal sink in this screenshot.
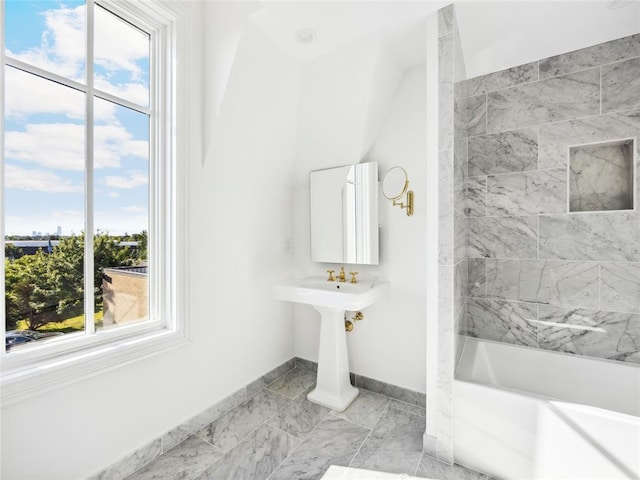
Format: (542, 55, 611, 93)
(273, 277, 390, 411)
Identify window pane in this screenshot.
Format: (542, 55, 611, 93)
(4, 67, 86, 351)
(4, 0, 86, 83)
(94, 98, 149, 330)
(94, 5, 150, 107)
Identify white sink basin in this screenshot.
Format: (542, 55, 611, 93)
(273, 277, 390, 311)
(273, 276, 390, 411)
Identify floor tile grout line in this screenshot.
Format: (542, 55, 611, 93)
(413, 450, 426, 477)
(265, 410, 334, 480)
(346, 401, 391, 468)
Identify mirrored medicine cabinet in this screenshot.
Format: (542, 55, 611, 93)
(309, 161, 379, 265)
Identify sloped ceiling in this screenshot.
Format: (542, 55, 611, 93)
(248, 0, 639, 78)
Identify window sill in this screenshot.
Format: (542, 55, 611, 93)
(1, 328, 190, 406)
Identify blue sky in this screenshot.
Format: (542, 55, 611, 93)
(4, 0, 149, 236)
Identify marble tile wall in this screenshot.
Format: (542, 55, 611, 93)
(456, 33, 640, 365)
(435, 3, 467, 467)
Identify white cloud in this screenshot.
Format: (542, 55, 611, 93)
(4, 165, 83, 193)
(108, 192, 120, 198)
(105, 171, 148, 189)
(5, 123, 148, 170)
(7, 3, 149, 111)
(122, 205, 147, 213)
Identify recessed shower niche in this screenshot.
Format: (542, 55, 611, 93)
(569, 139, 635, 212)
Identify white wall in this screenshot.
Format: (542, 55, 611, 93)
(292, 29, 427, 393)
(0, 4, 301, 479)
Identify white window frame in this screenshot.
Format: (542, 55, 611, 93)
(0, 0, 191, 405)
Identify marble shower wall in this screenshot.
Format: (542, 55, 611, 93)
(456, 33, 640, 365)
(434, 3, 467, 466)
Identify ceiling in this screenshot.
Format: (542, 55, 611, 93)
(248, 0, 640, 78)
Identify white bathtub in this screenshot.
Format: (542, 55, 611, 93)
(454, 337, 640, 479)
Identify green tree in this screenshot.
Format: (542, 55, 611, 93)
(4, 232, 145, 332)
(4, 243, 24, 260)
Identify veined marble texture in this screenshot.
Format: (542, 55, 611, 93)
(468, 127, 538, 176)
(602, 57, 640, 114)
(265, 365, 316, 399)
(539, 212, 640, 262)
(569, 140, 634, 212)
(466, 298, 538, 347)
(439, 34, 454, 152)
(454, 212, 467, 261)
(466, 176, 487, 217)
(128, 436, 222, 480)
(487, 168, 566, 216)
(330, 389, 390, 430)
(456, 94, 487, 137)
(268, 415, 369, 480)
(486, 259, 600, 308)
(416, 454, 489, 480)
(467, 216, 537, 259)
(486, 68, 600, 133)
(268, 386, 330, 439)
(538, 305, 640, 364)
(600, 263, 640, 314)
(439, 150, 455, 265)
(455, 61, 538, 98)
(438, 4, 454, 37)
(467, 258, 487, 297)
(538, 109, 640, 170)
(91, 439, 162, 480)
(539, 33, 640, 79)
(354, 374, 426, 409)
(454, 138, 468, 216)
(195, 388, 289, 453)
(200, 424, 298, 480)
(350, 407, 424, 475)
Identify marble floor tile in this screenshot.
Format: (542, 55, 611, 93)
(388, 400, 425, 418)
(90, 439, 162, 480)
(266, 366, 317, 399)
(196, 388, 289, 453)
(126, 436, 222, 480)
(415, 453, 488, 480)
(331, 389, 390, 429)
(354, 375, 426, 408)
(350, 406, 424, 476)
(267, 386, 330, 439)
(268, 415, 369, 480)
(199, 424, 298, 480)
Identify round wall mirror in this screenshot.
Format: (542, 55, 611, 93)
(382, 166, 409, 200)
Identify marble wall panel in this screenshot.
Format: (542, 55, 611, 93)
(538, 109, 640, 170)
(486, 168, 566, 216)
(439, 34, 454, 152)
(438, 5, 454, 37)
(539, 212, 640, 262)
(456, 94, 487, 138)
(466, 176, 486, 217)
(467, 216, 537, 259)
(569, 140, 634, 212)
(439, 150, 454, 265)
(538, 305, 640, 364)
(486, 69, 600, 133)
(600, 262, 640, 314)
(539, 33, 640, 79)
(468, 127, 538, 176)
(466, 298, 538, 347)
(602, 57, 640, 114)
(467, 258, 487, 297)
(455, 61, 538, 98)
(486, 260, 600, 308)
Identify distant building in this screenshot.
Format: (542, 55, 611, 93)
(56, 226, 62, 236)
(102, 265, 148, 327)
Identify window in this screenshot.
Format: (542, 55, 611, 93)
(1, 0, 190, 402)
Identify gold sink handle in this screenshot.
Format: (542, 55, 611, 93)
(349, 271, 359, 283)
(326, 270, 335, 281)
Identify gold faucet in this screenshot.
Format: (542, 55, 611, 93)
(326, 270, 335, 281)
(349, 271, 358, 283)
(337, 266, 346, 282)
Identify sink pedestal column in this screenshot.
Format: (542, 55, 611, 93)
(307, 306, 359, 412)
